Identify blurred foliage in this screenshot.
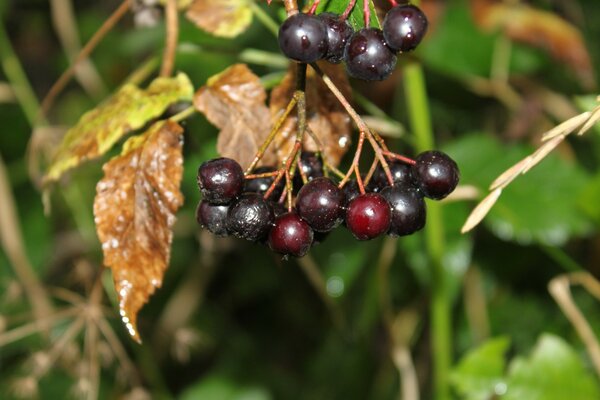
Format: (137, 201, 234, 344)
(1, 0, 600, 399)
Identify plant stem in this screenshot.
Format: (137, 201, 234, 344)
(0, 20, 45, 126)
(250, 2, 280, 37)
(404, 60, 451, 400)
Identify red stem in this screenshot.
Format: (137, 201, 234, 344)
(341, 0, 357, 20)
(308, 0, 320, 15)
(388, 0, 398, 7)
(363, 0, 370, 28)
(383, 150, 417, 165)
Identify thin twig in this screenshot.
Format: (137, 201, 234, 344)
(41, 0, 131, 116)
(160, 0, 179, 77)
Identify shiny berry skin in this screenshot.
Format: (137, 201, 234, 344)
(344, 28, 397, 81)
(345, 193, 391, 240)
(197, 157, 244, 205)
(196, 201, 229, 236)
(370, 161, 413, 192)
(319, 12, 354, 63)
(296, 177, 345, 232)
(412, 151, 459, 200)
(226, 193, 274, 241)
(380, 184, 426, 236)
(245, 166, 284, 199)
(294, 151, 324, 192)
(268, 212, 314, 257)
(383, 4, 428, 53)
(342, 179, 361, 206)
(278, 13, 328, 63)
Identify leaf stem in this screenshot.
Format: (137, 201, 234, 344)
(160, 0, 179, 77)
(404, 59, 451, 400)
(250, 2, 280, 37)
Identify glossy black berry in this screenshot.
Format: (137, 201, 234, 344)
(268, 212, 313, 257)
(370, 161, 413, 192)
(245, 166, 284, 199)
(319, 12, 354, 63)
(412, 151, 459, 200)
(344, 28, 397, 81)
(345, 193, 391, 240)
(342, 179, 361, 206)
(296, 177, 345, 232)
(197, 157, 244, 205)
(294, 151, 324, 192)
(196, 201, 229, 236)
(278, 13, 328, 63)
(383, 4, 428, 53)
(226, 193, 274, 242)
(380, 184, 426, 236)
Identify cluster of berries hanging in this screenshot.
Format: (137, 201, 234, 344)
(196, 151, 459, 258)
(278, 4, 428, 81)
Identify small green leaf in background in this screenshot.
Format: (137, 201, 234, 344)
(179, 374, 272, 400)
(316, 0, 380, 30)
(447, 133, 592, 245)
(504, 334, 600, 400)
(43, 73, 194, 185)
(450, 336, 510, 400)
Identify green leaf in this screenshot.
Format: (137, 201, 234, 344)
(179, 374, 272, 400)
(43, 73, 194, 185)
(450, 337, 510, 400)
(447, 133, 591, 245)
(504, 334, 600, 400)
(316, 0, 380, 30)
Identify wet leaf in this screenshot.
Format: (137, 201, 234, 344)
(43, 73, 193, 185)
(269, 63, 352, 167)
(471, 0, 595, 88)
(194, 64, 276, 169)
(93, 120, 184, 343)
(186, 0, 253, 38)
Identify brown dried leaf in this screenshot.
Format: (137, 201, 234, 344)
(194, 64, 275, 168)
(522, 135, 565, 174)
(93, 120, 184, 343)
(471, 0, 595, 88)
(541, 111, 591, 141)
(461, 188, 502, 234)
(577, 106, 600, 136)
(186, 0, 253, 38)
(270, 63, 352, 167)
(489, 156, 530, 190)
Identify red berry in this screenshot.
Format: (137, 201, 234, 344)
(268, 212, 313, 257)
(345, 193, 391, 240)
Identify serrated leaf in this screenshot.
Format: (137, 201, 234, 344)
(93, 120, 184, 342)
(448, 134, 591, 245)
(194, 64, 276, 169)
(186, 0, 253, 38)
(44, 73, 193, 185)
(450, 337, 510, 400)
(316, 0, 380, 30)
(504, 334, 600, 400)
(269, 63, 351, 167)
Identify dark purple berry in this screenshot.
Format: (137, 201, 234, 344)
(383, 4, 428, 53)
(344, 28, 397, 81)
(271, 201, 288, 219)
(226, 193, 274, 241)
(245, 166, 284, 199)
(380, 184, 426, 236)
(370, 161, 413, 192)
(197, 157, 244, 205)
(268, 212, 313, 257)
(412, 151, 459, 200)
(345, 193, 391, 240)
(278, 13, 328, 63)
(319, 12, 354, 64)
(342, 179, 362, 206)
(196, 201, 229, 236)
(296, 177, 345, 232)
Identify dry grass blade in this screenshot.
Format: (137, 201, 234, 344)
(549, 273, 600, 378)
(489, 157, 530, 190)
(541, 111, 591, 141)
(577, 106, 600, 136)
(461, 188, 502, 234)
(521, 134, 565, 174)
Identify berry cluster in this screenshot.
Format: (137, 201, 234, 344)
(196, 151, 459, 258)
(278, 4, 428, 81)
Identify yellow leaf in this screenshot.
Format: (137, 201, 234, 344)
(93, 120, 184, 343)
(186, 0, 253, 38)
(43, 73, 193, 185)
